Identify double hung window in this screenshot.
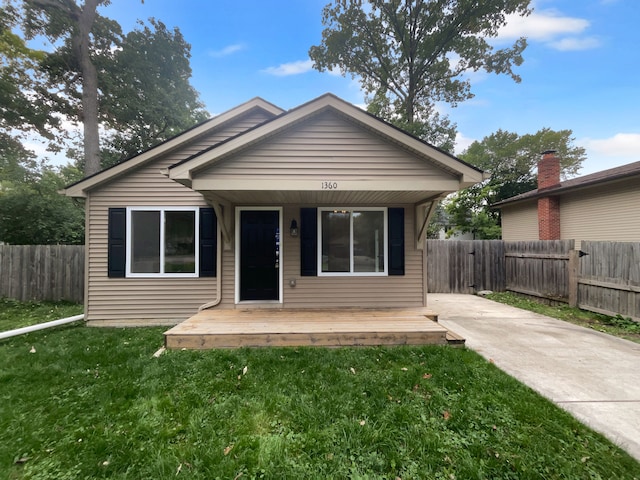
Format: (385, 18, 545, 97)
(319, 208, 387, 276)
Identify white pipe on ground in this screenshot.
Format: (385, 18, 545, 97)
(0, 314, 84, 340)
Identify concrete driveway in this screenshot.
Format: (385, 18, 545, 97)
(429, 293, 640, 462)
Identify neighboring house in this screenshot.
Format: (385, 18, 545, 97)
(63, 94, 485, 326)
(495, 151, 640, 247)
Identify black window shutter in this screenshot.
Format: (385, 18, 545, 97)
(199, 208, 217, 277)
(388, 207, 405, 276)
(108, 208, 126, 278)
(300, 207, 317, 276)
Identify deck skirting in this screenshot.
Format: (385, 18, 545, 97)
(164, 308, 463, 349)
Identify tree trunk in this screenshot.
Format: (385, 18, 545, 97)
(74, 0, 101, 177)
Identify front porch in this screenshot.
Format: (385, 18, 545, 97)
(164, 307, 465, 349)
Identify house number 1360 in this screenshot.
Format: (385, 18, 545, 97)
(322, 181, 338, 190)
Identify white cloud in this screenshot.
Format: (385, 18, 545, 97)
(499, 10, 589, 41)
(208, 43, 246, 58)
(261, 59, 314, 76)
(548, 36, 601, 51)
(454, 132, 476, 155)
(583, 133, 640, 158)
(497, 9, 601, 51)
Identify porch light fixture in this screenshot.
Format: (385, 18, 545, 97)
(289, 219, 298, 237)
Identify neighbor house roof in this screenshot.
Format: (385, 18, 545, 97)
(63, 97, 284, 197)
(494, 160, 640, 208)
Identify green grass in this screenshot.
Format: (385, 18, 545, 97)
(1, 322, 639, 478)
(0, 298, 83, 332)
(486, 292, 640, 344)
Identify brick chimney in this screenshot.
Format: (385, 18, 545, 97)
(537, 150, 561, 240)
(538, 150, 561, 190)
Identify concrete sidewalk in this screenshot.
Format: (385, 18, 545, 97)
(430, 293, 640, 462)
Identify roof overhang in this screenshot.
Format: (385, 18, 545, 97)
(168, 94, 487, 192)
(62, 98, 284, 198)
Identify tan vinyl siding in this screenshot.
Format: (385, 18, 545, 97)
(500, 202, 539, 241)
(197, 111, 453, 183)
(280, 205, 424, 308)
(175, 111, 273, 158)
(85, 113, 270, 325)
(560, 178, 640, 246)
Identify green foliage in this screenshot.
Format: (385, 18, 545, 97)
(98, 18, 208, 168)
(1, 323, 638, 478)
(309, 0, 531, 148)
(0, 165, 84, 244)
(0, 4, 59, 159)
(446, 128, 587, 238)
(6, 1, 207, 174)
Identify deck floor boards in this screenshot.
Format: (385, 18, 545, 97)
(164, 308, 462, 349)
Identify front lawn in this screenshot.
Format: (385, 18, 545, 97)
(0, 298, 83, 332)
(1, 323, 638, 479)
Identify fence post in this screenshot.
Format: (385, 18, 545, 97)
(568, 249, 579, 307)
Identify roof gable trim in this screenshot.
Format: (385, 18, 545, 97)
(169, 93, 485, 185)
(63, 98, 284, 197)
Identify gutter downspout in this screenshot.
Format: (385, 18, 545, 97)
(198, 225, 223, 311)
(0, 314, 85, 340)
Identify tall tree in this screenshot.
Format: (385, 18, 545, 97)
(309, 0, 531, 149)
(445, 128, 587, 239)
(98, 19, 208, 167)
(22, 0, 110, 176)
(0, 4, 58, 164)
(11, 1, 207, 175)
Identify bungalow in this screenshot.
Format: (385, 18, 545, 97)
(63, 94, 485, 326)
(495, 151, 640, 247)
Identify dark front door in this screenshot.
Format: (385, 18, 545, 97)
(240, 210, 280, 301)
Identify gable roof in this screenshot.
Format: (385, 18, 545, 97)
(494, 160, 640, 208)
(63, 97, 284, 197)
(168, 93, 486, 187)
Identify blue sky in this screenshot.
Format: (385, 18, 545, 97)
(50, 0, 640, 175)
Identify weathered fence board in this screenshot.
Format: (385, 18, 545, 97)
(0, 245, 84, 303)
(505, 240, 574, 302)
(426, 240, 505, 293)
(578, 241, 640, 321)
(427, 239, 639, 321)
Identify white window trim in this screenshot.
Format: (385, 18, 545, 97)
(317, 207, 388, 277)
(126, 207, 200, 278)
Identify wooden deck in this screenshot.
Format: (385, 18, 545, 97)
(164, 308, 464, 349)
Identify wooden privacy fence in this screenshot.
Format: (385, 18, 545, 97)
(504, 240, 574, 302)
(427, 239, 640, 321)
(577, 241, 640, 321)
(426, 240, 505, 294)
(427, 240, 573, 299)
(0, 245, 84, 303)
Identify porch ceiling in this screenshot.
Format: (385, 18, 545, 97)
(201, 189, 445, 206)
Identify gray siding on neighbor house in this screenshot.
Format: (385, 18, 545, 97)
(500, 202, 539, 241)
(197, 111, 454, 183)
(85, 111, 272, 325)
